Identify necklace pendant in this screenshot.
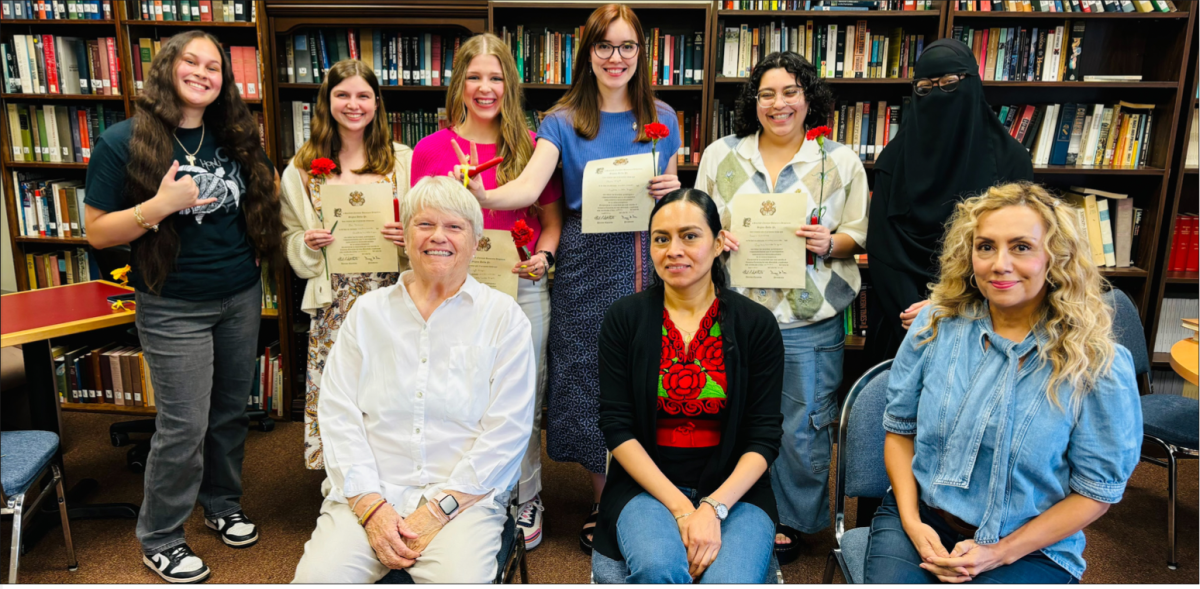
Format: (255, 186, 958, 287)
(185, 154, 197, 166)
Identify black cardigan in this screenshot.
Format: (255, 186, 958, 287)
(593, 283, 785, 561)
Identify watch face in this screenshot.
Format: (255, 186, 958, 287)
(438, 495, 459, 516)
(716, 504, 729, 519)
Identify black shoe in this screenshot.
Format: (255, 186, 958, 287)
(205, 510, 259, 548)
(143, 544, 211, 584)
(579, 502, 599, 555)
(774, 525, 803, 565)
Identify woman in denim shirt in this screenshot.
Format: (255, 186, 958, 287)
(863, 183, 1142, 583)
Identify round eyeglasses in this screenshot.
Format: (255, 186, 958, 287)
(593, 42, 640, 60)
(913, 72, 970, 96)
(756, 86, 804, 108)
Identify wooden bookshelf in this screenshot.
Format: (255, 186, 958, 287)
(61, 402, 157, 416)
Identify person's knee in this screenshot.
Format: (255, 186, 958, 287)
(292, 553, 373, 584)
(626, 553, 691, 584)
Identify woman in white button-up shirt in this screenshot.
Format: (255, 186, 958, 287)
(293, 176, 536, 584)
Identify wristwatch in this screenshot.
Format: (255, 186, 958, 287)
(430, 491, 461, 521)
(538, 250, 556, 268)
(699, 497, 728, 521)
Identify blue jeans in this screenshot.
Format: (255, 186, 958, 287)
(615, 487, 774, 583)
(864, 491, 1077, 584)
(770, 317, 844, 534)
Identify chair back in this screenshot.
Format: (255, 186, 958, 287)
(833, 360, 893, 544)
(1104, 289, 1151, 393)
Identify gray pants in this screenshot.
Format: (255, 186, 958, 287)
(134, 282, 262, 555)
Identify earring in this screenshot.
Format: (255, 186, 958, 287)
(969, 275, 979, 290)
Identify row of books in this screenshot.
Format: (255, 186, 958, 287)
(5, 103, 125, 164)
(952, 21, 1086, 82)
(53, 344, 155, 406)
(842, 283, 869, 338)
(718, 21, 927, 80)
(499, 26, 575, 86)
(710, 96, 905, 157)
(1165, 215, 1200, 273)
(1000, 101, 1156, 168)
(24, 248, 98, 290)
(131, 37, 263, 99)
(280, 30, 466, 87)
(251, 342, 284, 415)
(0, 0, 112, 19)
(260, 259, 280, 311)
(956, 0, 1179, 11)
(12, 173, 88, 239)
(721, 1, 936, 9)
(134, 0, 254, 22)
(2, 35, 122, 95)
(675, 110, 706, 165)
(1059, 186, 1142, 268)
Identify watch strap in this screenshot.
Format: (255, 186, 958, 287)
(538, 250, 555, 268)
(431, 491, 460, 522)
(699, 497, 727, 520)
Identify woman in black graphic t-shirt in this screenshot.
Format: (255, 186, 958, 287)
(84, 29, 280, 584)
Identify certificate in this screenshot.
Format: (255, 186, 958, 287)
(581, 152, 655, 233)
(322, 183, 400, 274)
(469, 229, 520, 300)
(728, 193, 807, 290)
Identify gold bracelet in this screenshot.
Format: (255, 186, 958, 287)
(134, 203, 159, 232)
(357, 498, 386, 527)
(674, 511, 693, 521)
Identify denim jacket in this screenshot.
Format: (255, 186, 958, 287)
(883, 305, 1142, 579)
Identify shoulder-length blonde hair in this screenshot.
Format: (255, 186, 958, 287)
(444, 33, 532, 186)
(918, 182, 1115, 406)
(549, 3, 660, 142)
(293, 59, 395, 176)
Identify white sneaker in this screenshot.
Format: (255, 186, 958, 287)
(204, 510, 259, 548)
(515, 495, 545, 551)
(143, 544, 211, 584)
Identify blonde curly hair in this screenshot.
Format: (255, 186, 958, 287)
(917, 182, 1115, 406)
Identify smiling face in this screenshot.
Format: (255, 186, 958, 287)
(329, 75, 377, 134)
(590, 18, 639, 93)
(463, 53, 504, 124)
(972, 205, 1052, 315)
(755, 67, 808, 141)
(650, 201, 724, 292)
(174, 38, 223, 110)
(406, 207, 476, 280)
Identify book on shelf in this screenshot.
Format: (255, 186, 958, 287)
(1083, 75, 1143, 82)
(250, 341, 284, 416)
(23, 247, 98, 290)
(1187, 107, 1198, 168)
(719, 1, 936, 10)
(1166, 214, 1199, 273)
(951, 20, 1088, 82)
(0, 0, 113, 19)
(134, 0, 254, 22)
(1058, 186, 1142, 269)
(1, 35, 122, 95)
(261, 259, 279, 311)
(995, 100, 1156, 168)
(5, 102, 125, 165)
(842, 283, 870, 338)
(717, 18, 926, 79)
(280, 29, 467, 87)
(956, 0, 1175, 11)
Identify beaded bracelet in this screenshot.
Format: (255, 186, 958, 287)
(357, 499, 386, 527)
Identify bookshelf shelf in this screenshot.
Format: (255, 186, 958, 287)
(123, 20, 259, 28)
(0, 93, 126, 101)
(511, 85, 705, 91)
(715, 10, 940, 17)
(14, 236, 91, 245)
(0, 19, 118, 25)
(1166, 271, 1199, 284)
(1031, 165, 1166, 175)
(262, 309, 279, 318)
(845, 335, 865, 351)
(61, 402, 157, 416)
(2, 161, 91, 170)
(857, 260, 1149, 279)
(979, 81, 1179, 89)
(276, 83, 448, 92)
(1184, 167, 1199, 175)
(948, 11, 1190, 20)
(1152, 351, 1172, 368)
(714, 77, 914, 84)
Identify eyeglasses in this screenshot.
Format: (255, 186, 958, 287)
(756, 86, 804, 108)
(593, 41, 640, 60)
(913, 72, 970, 96)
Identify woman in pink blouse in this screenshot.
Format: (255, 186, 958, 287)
(410, 32, 563, 552)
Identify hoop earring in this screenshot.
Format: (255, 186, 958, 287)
(969, 275, 979, 290)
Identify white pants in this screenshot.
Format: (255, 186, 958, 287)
(516, 277, 550, 504)
(293, 481, 507, 584)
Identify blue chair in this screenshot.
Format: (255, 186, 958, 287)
(591, 546, 783, 583)
(1, 430, 79, 583)
(1106, 289, 1200, 570)
(822, 360, 893, 584)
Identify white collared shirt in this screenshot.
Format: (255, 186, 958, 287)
(318, 271, 535, 516)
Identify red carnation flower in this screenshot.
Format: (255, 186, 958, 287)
(310, 157, 337, 178)
(645, 122, 671, 140)
(511, 219, 534, 248)
(662, 363, 706, 401)
(805, 126, 832, 142)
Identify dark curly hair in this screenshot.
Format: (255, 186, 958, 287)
(733, 51, 834, 138)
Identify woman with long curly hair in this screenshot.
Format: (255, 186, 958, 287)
(409, 32, 562, 550)
(864, 182, 1141, 583)
(279, 59, 411, 473)
(84, 30, 280, 582)
(695, 50, 868, 563)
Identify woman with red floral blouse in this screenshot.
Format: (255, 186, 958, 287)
(592, 188, 785, 583)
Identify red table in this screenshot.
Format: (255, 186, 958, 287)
(1, 280, 139, 521)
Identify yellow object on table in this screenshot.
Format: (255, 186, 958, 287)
(1169, 337, 1198, 387)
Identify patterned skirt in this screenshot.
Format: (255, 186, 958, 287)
(304, 272, 400, 470)
(546, 214, 652, 474)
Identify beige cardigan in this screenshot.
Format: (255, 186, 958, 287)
(280, 142, 413, 316)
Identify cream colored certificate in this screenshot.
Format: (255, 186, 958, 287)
(322, 183, 400, 274)
(581, 152, 655, 233)
(728, 193, 807, 289)
(469, 229, 519, 300)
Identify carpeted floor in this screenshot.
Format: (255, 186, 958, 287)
(2, 412, 1196, 584)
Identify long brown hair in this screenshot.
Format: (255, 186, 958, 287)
(444, 33, 532, 186)
(550, 3, 660, 142)
(293, 59, 395, 176)
(125, 30, 280, 294)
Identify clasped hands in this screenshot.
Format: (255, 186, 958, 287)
(672, 500, 723, 580)
(906, 521, 1010, 583)
(352, 493, 443, 570)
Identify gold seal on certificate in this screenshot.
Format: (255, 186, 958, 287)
(728, 193, 807, 290)
(321, 183, 400, 274)
(581, 152, 655, 233)
(469, 229, 520, 300)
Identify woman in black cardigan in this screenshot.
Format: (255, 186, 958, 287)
(593, 188, 785, 583)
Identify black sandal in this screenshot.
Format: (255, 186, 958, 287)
(774, 524, 803, 565)
(579, 503, 599, 555)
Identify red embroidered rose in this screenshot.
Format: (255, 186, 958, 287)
(662, 362, 705, 401)
(644, 122, 670, 140)
(694, 336, 724, 385)
(310, 157, 337, 177)
(805, 126, 832, 142)
(660, 340, 675, 371)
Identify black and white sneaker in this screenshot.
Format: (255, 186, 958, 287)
(204, 510, 259, 548)
(515, 495, 544, 551)
(143, 544, 211, 584)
